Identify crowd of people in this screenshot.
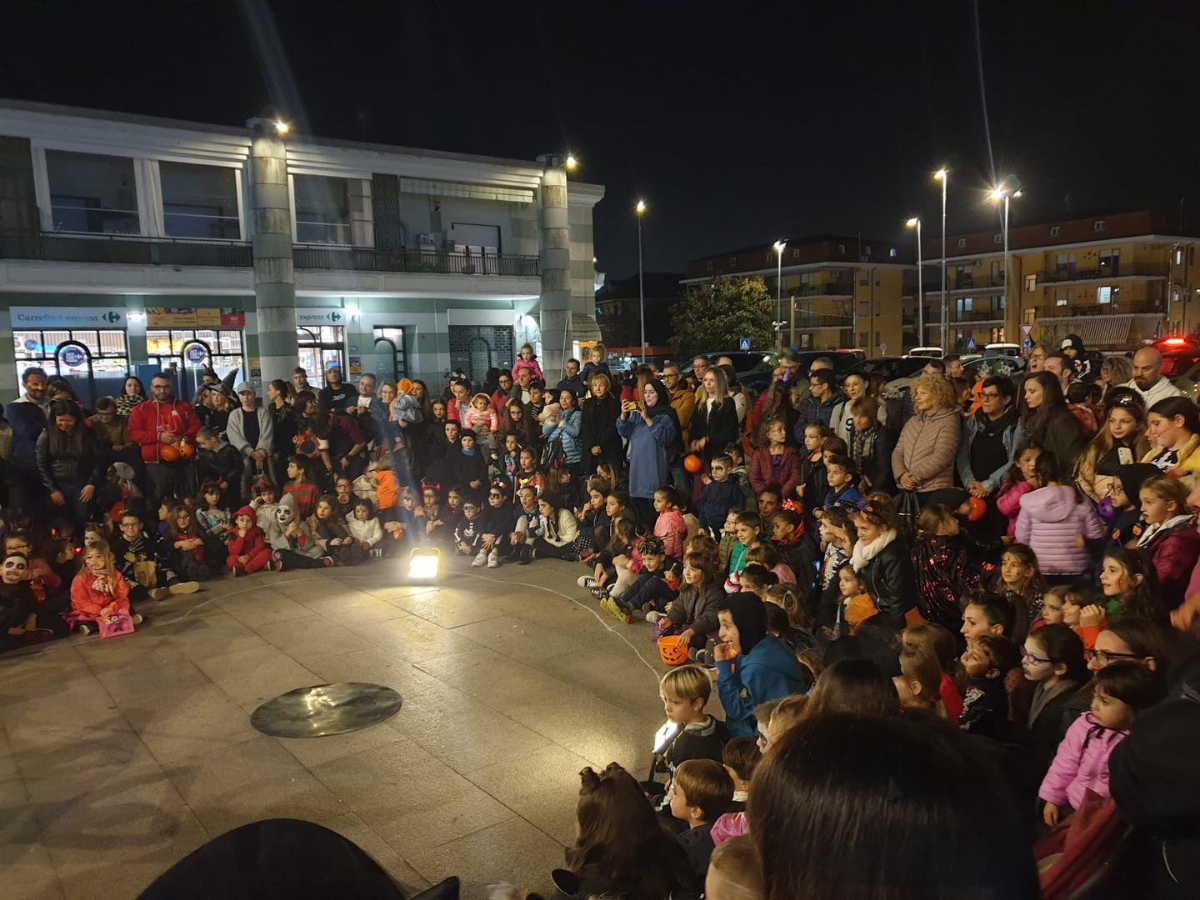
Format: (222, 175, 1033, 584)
(2, 334, 1199, 896)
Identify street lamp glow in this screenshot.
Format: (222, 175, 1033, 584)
(565, 154, 578, 171)
(274, 120, 290, 135)
(935, 168, 947, 180)
(990, 188, 1006, 201)
(636, 200, 647, 215)
(773, 240, 786, 253)
(906, 217, 920, 228)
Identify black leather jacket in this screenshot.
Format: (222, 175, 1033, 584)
(859, 536, 916, 629)
(35, 424, 105, 492)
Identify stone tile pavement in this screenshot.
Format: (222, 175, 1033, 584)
(0, 558, 687, 899)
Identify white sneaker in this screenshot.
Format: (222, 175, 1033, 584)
(471, 550, 488, 568)
(132, 613, 144, 625)
(77, 622, 93, 636)
(646, 611, 664, 624)
(487, 550, 500, 568)
(576, 575, 596, 589)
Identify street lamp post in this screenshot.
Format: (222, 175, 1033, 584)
(907, 217, 923, 346)
(773, 240, 786, 350)
(636, 200, 647, 363)
(990, 183, 1022, 336)
(935, 169, 948, 350)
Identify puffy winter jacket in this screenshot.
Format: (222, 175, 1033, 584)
(1039, 712, 1127, 811)
(544, 408, 583, 463)
(892, 406, 962, 491)
(749, 445, 802, 499)
(716, 635, 808, 737)
(1139, 519, 1200, 611)
(1015, 485, 1104, 574)
(127, 399, 202, 464)
(35, 424, 105, 492)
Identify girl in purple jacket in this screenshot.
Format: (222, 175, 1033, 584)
(1039, 662, 1164, 827)
(1015, 451, 1103, 584)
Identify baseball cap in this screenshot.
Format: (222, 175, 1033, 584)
(236, 381, 256, 394)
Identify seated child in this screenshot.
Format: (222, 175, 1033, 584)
(283, 456, 320, 519)
(835, 565, 878, 636)
(112, 510, 199, 600)
(1039, 661, 1164, 827)
(346, 498, 384, 557)
(738, 563, 778, 599)
(250, 481, 298, 534)
(601, 535, 681, 624)
(308, 494, 365, 566)
(580, 511, 637, 596)
(669, 759, 735, 883)
(478, 483, 518, 567)
(959, 635, 1021, 742)
(720, 736, 761, 814)
(68, 541, 142, 635)
(654, 665, 731, 788)
(654, 486, 688, 559)
(723, 443, 755, 512)
(769, 510, 819, 598)
(226, 506, 272, 577)
(745, 541, 795, 586)
(656, 552, 724, 652)
(371, 458, 406, 548)
(269, 503, 332, 571)
(455, 496, 488, 566)
(196, 481, 232, 542)
(705, 834, 762, 900)
(166, 504, 221, 581)
(723, 512, 761, 594)
(698, 455, 745, 535)
(0, 552, 38, 650)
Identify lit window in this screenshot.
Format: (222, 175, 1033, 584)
(1024, 274, 1036, 292)
(706, 260, 713, 272)
(957, 238, 967, 248)
(729, 257, 737, 266)
(46, 150, 140, 234)
(1097, 286, 1112, 304)
(1094, 220, 1106, 232)
(294, 175, 352, 244)
(993, 233, 1003, 244)
(889, 248, 897, 258)
(791, 248, 799, 261)
(160, 162, 241, 239)
(1050, 226, 1061, 237)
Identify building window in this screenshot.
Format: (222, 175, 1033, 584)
(888, 247, 896, 258)
(12, 328, 129, 398)
(705, 260, 713, 272)
(1056, 253, 1076, 274)
(993, 233, 1003, 244)
(991, 260, 1004, 281)
(1094, 220, 1106, 232)
(837, 244, 845, 254)
(372, 326, 409, 380)
(791, 248, 799, 261)
(160, 162, 241, 239)
(957, 238, 967, 248)
(1024, 274, 1037, 292)
(1097, 286, 1112, 305)
(146, 329, 244, 379)
(45, 149, 140, 234)
(1099, 249, 1120, 276)
(293, 174, 352, 244)
(864, 245, 872, 256)
(957, 297, 973, 315)
(1050, 226, 1061, 237)
(728, 257, 737, 267)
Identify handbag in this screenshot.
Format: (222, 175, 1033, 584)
(540, 437, 565, 471)
(897, 489, 920, 540)
(99, 611, 135, 638)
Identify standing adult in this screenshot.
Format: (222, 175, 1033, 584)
(746, 358, 799, 450)
(267, 379, 298, 486)
(1060, 333, 1093, 380)
(115, 375, 147, 417)
(830, 371, 883, 443)
(690, 355, 710, 399)
(662, 363, 696, 488)
(1098, 355, 1133, 403)
(349, 373, 387, 451)
(579, 372, 623, 469)
(226, 383, 274, 505)
(446, 377, 471, 423)
(1019, 372, 1087, 475)
(318, 366, 351, 416)
(555, 359, 587, 399)
(1143, 396, 1200, 487)
(491, 373, 513, 412)
(7, 366, 49, 516)
(507, 369, 534, 407)
(1026, 343, 1048, 375)
(958, 376, 1023, 501)
(794, 369, 842, 435)
(545, 390, 584, 504)
(292, 367, 311, 395)
(689, 366, 739, 506)
(892, 373, 962, 506)
(35, 400, 104, 529)
(1126, 347, 1183, 408)
(616, 378, 677, 525)
(127, 372, 202, 503)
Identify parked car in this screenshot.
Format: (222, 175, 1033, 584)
(908, 346, 944, 359)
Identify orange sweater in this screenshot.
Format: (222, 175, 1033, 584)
(70, 570, 132, 618)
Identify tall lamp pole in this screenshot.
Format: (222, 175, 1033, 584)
(773, 240, 786, 348)
(990, 182, 1022, 335)
(907, 217, 923, 346)
(636, 200, 647, 362)
(935, 169, 948, 349)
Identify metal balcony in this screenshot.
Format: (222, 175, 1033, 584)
(293, 245, 540, 277)
(0, 229, 252, 266)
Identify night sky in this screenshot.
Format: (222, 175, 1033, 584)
(3, 1, 1198, 279)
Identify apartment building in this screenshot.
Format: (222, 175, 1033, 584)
(0, 101, 603, 400)
(683, 236, 917, 354)
(925, 210, 1200, 352)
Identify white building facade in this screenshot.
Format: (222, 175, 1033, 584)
(0, 101, 603, 401)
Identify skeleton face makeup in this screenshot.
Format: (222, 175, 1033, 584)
(2, 554, 29, 584)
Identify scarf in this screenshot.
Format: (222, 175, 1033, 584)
(850, 529, 898, 573)
(1137, 514, 1196, 549)
(973, 405, 1017, 439)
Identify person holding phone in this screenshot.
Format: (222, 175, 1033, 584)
(616, 378, 678, 526)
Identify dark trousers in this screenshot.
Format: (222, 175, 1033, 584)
(623, 573, 676, 613)
(274, 549, 328, 570)
(8, 467, 45, 519)
(48, 480, 93, 531)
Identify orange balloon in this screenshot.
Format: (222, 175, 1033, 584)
(683, 453, 703, 474)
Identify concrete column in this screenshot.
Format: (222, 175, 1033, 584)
(538, 166, 570, 383)
(246, 119, 298, 387)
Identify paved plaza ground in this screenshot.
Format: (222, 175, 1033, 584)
(1, 558, 688, 899)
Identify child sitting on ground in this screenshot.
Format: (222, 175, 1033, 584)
(705, 834, 762, 900)
(698, 455, 745, 535)
(745, 541, 795, 586)
(283, 456, 320, 519)
(601, 535, 681, 624)
(308, 494, 365, 566)
(455, 496, 488, 566)
(655, 552, 724, 652)
(652, 665, 730, 792)
(653, 486, 688, 559)
(371, 458, 406, 548)
(0, 552, 38, 649)
(68, 540, 142, 635)
(346, 498, 384, 558)
(196, 481, 232, 543)
(166, 504, 218, 581)
(723, 512, 761, 593)
(112, 510, 199, 601)
(269, 503, 332, 571)
(1039, 661, 1165, 827)
(721, 736, 761, 813)
(226, 506, 272, 577)
(669, 759, 735, 883)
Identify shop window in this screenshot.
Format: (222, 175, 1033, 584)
(293, 174, 352, 244)
(146, 328, 244, 380)
(160, 161, 241, 239)
(46, 149, 140, 234)
(12, 328, 129, 401)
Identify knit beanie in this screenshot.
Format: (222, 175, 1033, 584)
(234, 506, 256, 522)
(719, 592, 768, 654)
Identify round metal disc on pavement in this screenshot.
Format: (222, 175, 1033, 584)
(250, 682, 403, 738)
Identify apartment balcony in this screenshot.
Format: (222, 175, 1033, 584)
(928, 277, 1005, 295)
(945, 308, 1006, 323)
(293, 245, 540, 277)
(0, 229, 252, 267)
(794, 314, 854, 328)
(1039, 300, 1163, 318)
(1040, 264, 1166, 285)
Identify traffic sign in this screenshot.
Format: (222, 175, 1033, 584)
(185, 345, 208, 364)
(965, 338, 977, 352)
(1023, 338, 1033, 350)
(739, 338, 751, 351)
(60, 347, 85, 367)
(1021, 323, 1033, 337)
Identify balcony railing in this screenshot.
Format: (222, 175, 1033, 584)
(293, 245, 540, 277)
(794, 314, 854, 328)
(0, 229, 252, 267)
(1039, 301, 1164, 318)
(783, 283, 854, 297)
(1041, 264, 1165, 284)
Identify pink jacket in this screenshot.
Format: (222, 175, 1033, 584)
(1039, 712, 1127, 811)
(654, 509, 687, 559)
(462, 396, 500, 435)
(512, 358, 544, 382)
(1016, 485, 1103, 574)
(995, 480, 1032, 538)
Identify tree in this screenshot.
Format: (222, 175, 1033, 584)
(671, 276, 775, 359)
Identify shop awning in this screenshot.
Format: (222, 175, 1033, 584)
(1042, 315, 1133, 347)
